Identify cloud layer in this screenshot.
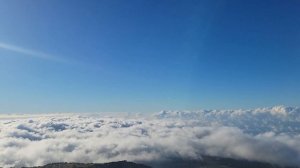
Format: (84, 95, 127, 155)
(1, 106, 300, 167)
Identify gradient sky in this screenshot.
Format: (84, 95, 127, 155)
(0, 0, 300, 113)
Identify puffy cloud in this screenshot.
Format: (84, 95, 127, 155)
(0, 106, 300, 167)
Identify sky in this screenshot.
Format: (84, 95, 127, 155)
(0, 0, 299, 113)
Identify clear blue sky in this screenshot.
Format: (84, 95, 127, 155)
(0, 0, 299, 113)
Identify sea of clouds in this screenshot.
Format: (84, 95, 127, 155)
(1, 105, 300, 167)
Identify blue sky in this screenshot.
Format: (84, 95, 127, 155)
(0, 0, 299, 113)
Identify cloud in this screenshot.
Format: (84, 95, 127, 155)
(0, 42, 70, 63)
(0, 106, 300, 167)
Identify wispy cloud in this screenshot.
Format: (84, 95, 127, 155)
(0, 42, 70, 63)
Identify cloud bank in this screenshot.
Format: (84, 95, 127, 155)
(0, 106, 300, 167)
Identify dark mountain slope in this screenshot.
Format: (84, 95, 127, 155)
(146, 156, 298, 168)
(23, 161, 150, 168)
(22, 156, 299, 168)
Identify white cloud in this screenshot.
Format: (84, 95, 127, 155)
(0, 42, 70, 63)
(0, 106, 300, 167)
